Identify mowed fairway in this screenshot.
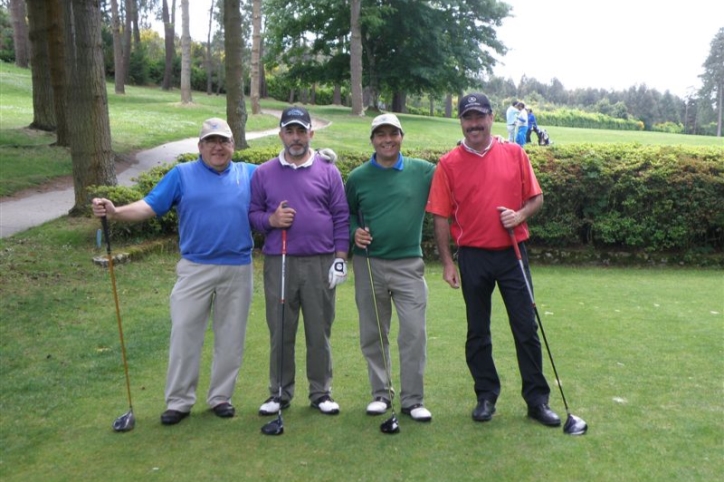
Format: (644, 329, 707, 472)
(0, 218, 721, 482)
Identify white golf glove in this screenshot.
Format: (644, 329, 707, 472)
(328, 257, 347, 289)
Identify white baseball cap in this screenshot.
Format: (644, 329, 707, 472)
(370, 113, 404, 137)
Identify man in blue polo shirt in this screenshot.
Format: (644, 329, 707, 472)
(92, 118, 256, 425)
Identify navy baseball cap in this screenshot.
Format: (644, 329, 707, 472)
(280, 106, 312, 130)
(458, 93, 493, 117)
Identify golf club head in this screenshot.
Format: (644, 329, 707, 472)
(112, 410, 135, 432)
(261, 415, 284, 436)
(380, 415, 400, 434)
(563, 413, 588, 436)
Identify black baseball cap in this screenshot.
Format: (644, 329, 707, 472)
(458, 93, 493, 117)
(280, 106, 312, 130)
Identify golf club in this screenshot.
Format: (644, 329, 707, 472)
(261, 204, 289, 436)
(101, 216, 136, 433)
(358, 211, 400, 435)
(507, 229, 587, 436)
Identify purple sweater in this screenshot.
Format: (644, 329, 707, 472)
(249, 152, 350, 256)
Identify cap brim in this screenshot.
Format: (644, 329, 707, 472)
(280, 120, 312, 129)
(199, 132, 232, 141)
(459, 106, 492, 117)
(370, 123, 404, 136)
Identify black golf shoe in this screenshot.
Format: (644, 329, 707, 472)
(212, 402, 235, 418)
(472, 399, 496, 422)
(527, 403, 561, 427)
(160, 409, 190, 425)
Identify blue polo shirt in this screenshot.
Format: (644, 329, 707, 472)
(145, 158, 257, 265)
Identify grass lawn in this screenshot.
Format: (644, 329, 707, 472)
(0, 217, 722, 482)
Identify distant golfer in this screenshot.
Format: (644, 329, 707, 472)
(346, 113, 435, 422)
(426, 93, 561, 428)
(92, 118, 256, 425)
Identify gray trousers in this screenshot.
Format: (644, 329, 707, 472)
(166, 259, 252, 411)
(264, 253, 336, 402)
(353, 256, 428, 408)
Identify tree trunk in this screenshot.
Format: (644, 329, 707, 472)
(10, 0, 30, 68)
(717, 84, 722, 137)
(445, 93, 452, 118)
(224, 0, 248, 149)
(161, 0, 175, 91)
(391, 91, 406, 113)
(259, 41, 267, 98)
(180, 0, 192, 103)
(333, 85, 341, 105)
(349, 0, 363, 116)
(26, 0, 55, 131)
(64, 0, 115, 216)
(122, 0, 132, 83)
(205, 0, 213, 95)
(110, 0, 125, 94)
(45, 0, 69, 146)
(249, 0, 262, 114)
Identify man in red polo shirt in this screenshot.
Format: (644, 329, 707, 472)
(426, 93, 560, 428)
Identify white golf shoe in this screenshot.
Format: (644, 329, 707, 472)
(401, 403, 432, 422)
(310, 395, 340, 415)
(366, 397, 391, 415)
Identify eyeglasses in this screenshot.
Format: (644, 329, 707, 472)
(203, 136, 233, 146)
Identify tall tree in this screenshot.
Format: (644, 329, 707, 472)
(264, 0, 509, 112)
(700, 27, 724, 137)
(25, 0, 55, 131)
(224, 0, 248, 149)
(161, 0, 176, 90)
(9, 0, 29, 68)
(249, 0, 262, 114)
(45, 0, 69, 146)
(64, 0, 115, 215)
(110, 0, 126, 93)
(122, 0, 133, 81)
(349, 0, 363, 116)
(180, 0, 191, 103)
(205, 0, 214, 95)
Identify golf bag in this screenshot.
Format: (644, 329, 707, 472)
(531, 126, 551, 146)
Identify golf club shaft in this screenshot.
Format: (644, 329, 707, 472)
(507, 229, 570, 413)
(278, 228, 287, 404)
(101, 217, 133, 411)
(358, 211, 396, 413)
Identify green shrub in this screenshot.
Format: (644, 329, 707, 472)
(90, 144, 724, 261)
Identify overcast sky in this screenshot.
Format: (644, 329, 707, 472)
(180, 1, 723, 99)
(492, 0, 724, 97)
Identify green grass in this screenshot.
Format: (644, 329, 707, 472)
(1, 60, 723, 481)
(0, 217, 722, 481)
(1, 61, 721, 197)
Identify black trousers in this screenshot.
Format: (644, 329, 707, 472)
(457, 244, 551, 407)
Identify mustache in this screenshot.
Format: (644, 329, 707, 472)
(465, 126, 486, 133)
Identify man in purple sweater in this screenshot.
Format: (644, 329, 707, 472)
(250, 106, 350, 416)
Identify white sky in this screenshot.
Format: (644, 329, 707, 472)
(492, 0, 724, 98)
(179, 1, 723, 99)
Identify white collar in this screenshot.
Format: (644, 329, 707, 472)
(278, 149, 314, 169)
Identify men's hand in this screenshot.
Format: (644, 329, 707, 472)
(442, 262, 460, 289)
(328, 257, 347, 289)
(317, 148, 338, 163)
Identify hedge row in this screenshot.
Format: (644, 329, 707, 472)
(90, 143, 724, 264)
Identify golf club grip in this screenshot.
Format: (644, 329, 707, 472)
(357, 210, 366, 228)
(101, 216, 112, 255)
(508, 229, 522, 260)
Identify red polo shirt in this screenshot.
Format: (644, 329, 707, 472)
(426, 139, 542, 250)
